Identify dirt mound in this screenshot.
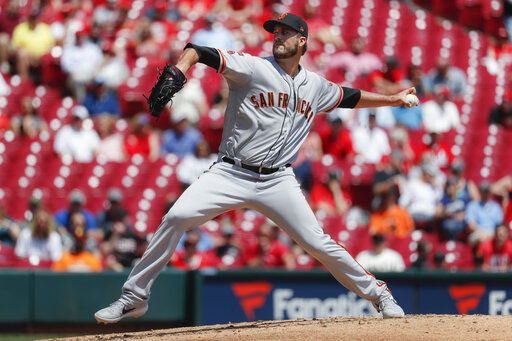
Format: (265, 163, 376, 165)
(50, 315, 512, 341)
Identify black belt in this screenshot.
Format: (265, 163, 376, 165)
(222, 157, 290, 174)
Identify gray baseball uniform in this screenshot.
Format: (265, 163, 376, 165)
(119, 47, 391, 310)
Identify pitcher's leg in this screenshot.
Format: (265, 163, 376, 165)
(254, 174, 388, 303)
(121, 168, 249, 306)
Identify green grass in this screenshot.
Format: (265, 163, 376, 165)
(0, 335, 76, 341)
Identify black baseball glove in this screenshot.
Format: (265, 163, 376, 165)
(143, 64, 187, 118)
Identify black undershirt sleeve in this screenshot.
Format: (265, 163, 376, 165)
(338, 87, 361, 108)
(184, 43, 220, 71)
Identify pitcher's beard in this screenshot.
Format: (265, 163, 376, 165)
(273, 43, 299, 59)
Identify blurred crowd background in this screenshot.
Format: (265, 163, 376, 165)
(1, 0, 512, 274)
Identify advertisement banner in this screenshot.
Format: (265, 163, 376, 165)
(200, 276, 414, 325)
(419, 282, 512, 315)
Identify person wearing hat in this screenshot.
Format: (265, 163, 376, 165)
(54, 189, 97, 234)
(369, 56, 408, 96)
(96, 188, 129, 233)
(422, 84, 461, 134)
(96, 12, 417, 323)
(53, 105, 101, 163)
(82, 77, 122, 116)
(466, 180, 504, 245)
(355, 234, 405, 273)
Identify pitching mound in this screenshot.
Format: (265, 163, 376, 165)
(52, 315, 511, 341)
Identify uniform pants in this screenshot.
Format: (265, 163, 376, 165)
(120, 162, 390, 306)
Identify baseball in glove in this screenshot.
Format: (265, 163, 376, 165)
(143, 64, 187, 118)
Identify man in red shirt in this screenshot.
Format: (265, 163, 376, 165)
(245, 222, 295, 269)
(477, 224, 512, 272)
(413, 132, 454, 172)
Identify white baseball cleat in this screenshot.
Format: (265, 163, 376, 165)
(94, 300, 148, 324)
(374, 296, 405, 318)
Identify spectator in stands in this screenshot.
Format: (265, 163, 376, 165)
(102, 220, 144, 271)
(15, 208, 62, 263)
(484, 28, 512, 75)
(11, 8, 55, 79)
(52, 211, 103, 272)
(433, 251, 446, 271)
(96, 114, 125, 162)
(0, 0, 21, 73)
(373, 149, 406, 199)
(405, 64, 428, 98)
(328, 37, 381, 79)
(55, 189, 97, 235)
(399, 162, 441, 228)
(309, 169, 351, 217)
(54, 105, 100, 162)
(82, 78, 122, 116)
(369, 189, 414, 238)
(214, 221, 243, 269)
(466, 180, 504, 245)
(425, 57, 467, 98)
(177, 226, 214, 253)
(476, 224, 512, 272)
(351, 112, 391, 164)
(291, 241, 318, 270)
(191, 14, 235, 50)
(488, 91, 512, 128)
(410, 240, 431, 270)
(95, 41, 129, 90)
(97, 188, 129, 233)
(0, 203, 20, 247)
(422, 85, 461, 134)
(369, 56, 407, 95)
(171, 229, 218, 270)
(245, 222, 295, 270)
(10, 96, 48, 139)
(388, 126, 415, 170)
(161, 110, 203, 158)
(302, 3, 345, 51)
(413, 132, 454, 172)
(491, 173, 512, 229)
(450, 159, 479, 202)
(319, 109, 354, 160)
(134, 18, 162, 58)
(61, 29, 103, 101)
(44, 2, 81, 47)
(124, 113, 160, 161)
(355, 234, 405, 272)
(177, 140, 217, 188)
(93, 0, 119, 29)
(438, 177, 468, 240)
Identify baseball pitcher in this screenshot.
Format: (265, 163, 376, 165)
(95, 13, 418, 323)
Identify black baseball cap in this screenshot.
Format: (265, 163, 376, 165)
(263, 13, 308, 38)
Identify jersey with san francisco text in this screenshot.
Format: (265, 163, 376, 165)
(214, 48, 344, 168)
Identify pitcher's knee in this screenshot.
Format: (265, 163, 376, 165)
(161, 207, 193, 232)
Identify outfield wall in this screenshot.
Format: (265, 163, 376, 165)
(2, 269, 512, 326)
